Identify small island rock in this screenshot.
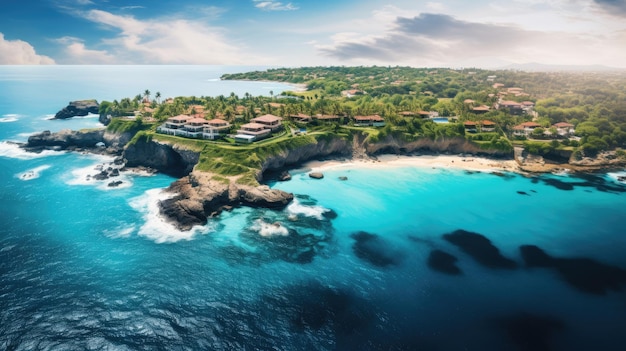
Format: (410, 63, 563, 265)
(309, 172, 324, 179)
(54, 100, 99, 120)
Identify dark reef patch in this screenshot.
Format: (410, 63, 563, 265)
(443, 229, 517, 269)
(533, 173, 626, 193)
(496, 312, 565, 351)
(427, 249, 462, 275)
(517, 191, 530, 196)
(350, 231, 402, 268)
(520, 245, 626, 295)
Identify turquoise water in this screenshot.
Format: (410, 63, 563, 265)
(2, 66, 626, 350)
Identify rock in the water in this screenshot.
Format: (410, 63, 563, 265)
(109, 168, 120, 177)
(338, 176, 348, 181)
(54, 100, 99, 119)
(93, 170, 109, 180)
(279, 171, 292, 181)
(108, 180, 123, 187)
(309, 172, 324, 179)
(443, 229, 517, 269)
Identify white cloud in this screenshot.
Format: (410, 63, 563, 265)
(62, 9, 249, 64)
(318, 13, 626, 68)
(55, 36, 115, 64)
(253, 1, 298, 11)
(0, 33, 55, 65)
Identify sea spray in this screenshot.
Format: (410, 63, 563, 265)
(129, 188, 215, 243)
(16, 165, 51, 181)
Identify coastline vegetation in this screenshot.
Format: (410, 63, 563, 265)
(98, 66, 626, 179)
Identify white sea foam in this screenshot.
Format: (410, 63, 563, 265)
(251, 219, 290, 237)
(607, 171, 626, 183)
(0, 141, 64, 160)
(65, 160, 133, 190)
(129, 188, 214, 243)
(103, 225, 136, 239)
(16, 165, 51, 181)
(286, 198, 329, 220)
(42, 114, 55, 120)
(17, 132, 37, 138)
(0, 117, 18, 123)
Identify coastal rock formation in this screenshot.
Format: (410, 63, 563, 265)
(159, 171, 293, 230)
(261, 137, 352, 172)
(26, 129, 106, 150)
(123, 138, 199, 177)
(309, 172, 324, 179)
(54, 100, 99, 119)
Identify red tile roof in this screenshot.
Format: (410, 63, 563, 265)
(464, 121, 478, 126)
(481, 120, 496, 125)
(553, 122, 574, 128)
(252, 114, 283, 123)
(354, 114, 384, 121)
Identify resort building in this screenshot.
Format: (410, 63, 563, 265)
(472, 105, 490, 114)
(553, 122, 575, 137)
(463, 121, 478, 133)
(290, 113, 312, 123)
(156, 115, 231, 140)
(480, 120, 496, 132)
(399, 111, 415, 117)
(250, 114, 283, 131)
(354, 115, 385, 127)
(513, 121, 542, 137)
(497, 100, 524, 115)
(235, 122, 272, 143)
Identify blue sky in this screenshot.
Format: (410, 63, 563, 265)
(1, 0, 625, 68)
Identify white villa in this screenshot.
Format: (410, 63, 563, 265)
(235, 122, 272, 143)
(157, 115, 231, 140)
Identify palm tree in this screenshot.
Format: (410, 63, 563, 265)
(155, 92, 161, 104)
(144, 89, 151, 102)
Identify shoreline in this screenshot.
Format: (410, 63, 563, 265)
(302, 154, 522, 174)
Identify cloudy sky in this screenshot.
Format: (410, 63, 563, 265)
(1, 0, 625, 68)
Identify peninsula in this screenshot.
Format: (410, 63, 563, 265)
(23, 66, 626, 230)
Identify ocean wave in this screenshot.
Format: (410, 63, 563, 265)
(103, 225, 136, 239)
(0, 117, 18, 123)
(607, 171, 626, 183)
(0, 141, 64, 160)
(16, 165, 51, 181)
(286, 198, 330, 220)
(42, 114, 55, 120)
(251, 219, 289, 237)
(129, 188, 214, 243)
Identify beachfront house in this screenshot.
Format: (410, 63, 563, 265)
(184, 118, 209, 138)
(251, 114, 283, 131)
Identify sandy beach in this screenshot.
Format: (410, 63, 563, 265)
(304, 154, 521, 174)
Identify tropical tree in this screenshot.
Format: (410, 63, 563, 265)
(144, 89, 151, 102)
(155, 92, 161, 104)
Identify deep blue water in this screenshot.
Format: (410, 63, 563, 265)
(2, 66, 626, 350)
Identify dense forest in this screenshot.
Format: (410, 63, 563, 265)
(101, 67, 626, 158)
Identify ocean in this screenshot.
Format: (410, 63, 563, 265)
(1, 66, 626, 351)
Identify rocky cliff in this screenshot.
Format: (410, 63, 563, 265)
(364, 134, 513, 157)
(261, 136, 352, 173)
(124, 138, 200, 177)
(54, 100, 99, 119)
